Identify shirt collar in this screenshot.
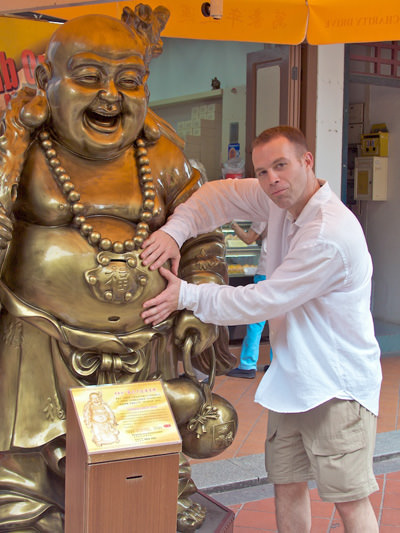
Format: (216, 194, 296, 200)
(286, 180, 330, 226)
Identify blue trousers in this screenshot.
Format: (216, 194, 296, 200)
(239, 274, 272, 370)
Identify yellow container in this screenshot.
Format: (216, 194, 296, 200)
(361, 131, 389, 156)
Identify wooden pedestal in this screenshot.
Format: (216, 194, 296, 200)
(65, 388, 180, 533)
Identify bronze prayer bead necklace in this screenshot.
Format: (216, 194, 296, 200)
(39, 130, 156, 253)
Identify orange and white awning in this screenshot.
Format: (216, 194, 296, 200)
(0, 0, 399, 45)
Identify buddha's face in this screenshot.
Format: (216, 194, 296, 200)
(90, 393, 102, 404)
(40, 16, 149, 159)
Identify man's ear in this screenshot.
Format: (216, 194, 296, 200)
(35, 63, 51, 90)
(304, 151, 314, 169)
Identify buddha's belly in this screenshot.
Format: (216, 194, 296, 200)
(2, 222, 167, 333)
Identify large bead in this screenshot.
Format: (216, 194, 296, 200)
(68, 191, 80, 203)
(71, 203, 85, 214)
(143, 199, 155, 211)
(41, 139, 52, 149)
(139, 165, 152, 176)
(45, 149, 56, 159)
(137, 222, 149, 231)
(73, 216, 85, 227)
(141, 211, 152, 222)
(136, 147, 147, 157)
(49, 158, 61, 168)
(62, 182, 74, 193)
(54, 166, 66, 176)
(58, 174, 70, 184)
(112, 241, 124, 253)
(144, 189, 155, 200)
(127, 257, 137, 268)
(124, 240, 135, 251)
(81, 223, 93, 236)
(138, 156, 150, 166)
(88, 232, 101, 245)
(136, 228, 148, 239)
(99, 239, 112, 251)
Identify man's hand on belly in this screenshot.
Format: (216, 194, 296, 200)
(142, 266, 181, 325)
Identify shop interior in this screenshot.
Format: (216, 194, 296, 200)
(148, 37, 400, 351)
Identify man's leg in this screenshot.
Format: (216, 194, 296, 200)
(266, 410, 314, 531)
(275, 482, 311, 533)
(301, 400, 379, 532)
(335, 497, 378, 532)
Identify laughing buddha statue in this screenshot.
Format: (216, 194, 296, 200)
(0, 5, 238, 532)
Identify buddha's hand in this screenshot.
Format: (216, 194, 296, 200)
(0, 87, 49, 212)
(174, 310, 218, 355)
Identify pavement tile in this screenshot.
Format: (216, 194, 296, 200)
(233, 508, 277, 529)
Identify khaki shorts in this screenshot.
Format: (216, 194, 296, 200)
(265, 398, 379, 502)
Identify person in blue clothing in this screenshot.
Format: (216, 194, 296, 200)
(227, 220, 272, 379)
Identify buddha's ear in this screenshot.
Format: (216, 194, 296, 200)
(35, 62, 52, 90)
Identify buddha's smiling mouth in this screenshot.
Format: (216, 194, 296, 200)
(84, 107, 121, 133)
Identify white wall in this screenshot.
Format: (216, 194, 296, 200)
(148, 38, 264, 164)
(221, 85, 247, 162)
(354, 84, 400, 324)
(315, 44, 345, 198)
(148, 37, 264, 101)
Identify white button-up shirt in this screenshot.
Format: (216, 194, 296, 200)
(162, 178, 382, 415)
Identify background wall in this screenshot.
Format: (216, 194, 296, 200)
(150, 39, 344, 196)
(148, 38, 264, 171)
(315, 44, 344, 197)
(148, 37, 264, 101)
(350, 83, 400, 326)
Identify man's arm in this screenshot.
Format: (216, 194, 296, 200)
(143, 239, 347, 327)
(231, 222, 259, 245)
(141, 177, 269, 269)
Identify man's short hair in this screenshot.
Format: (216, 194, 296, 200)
(252, 126, 309, 156)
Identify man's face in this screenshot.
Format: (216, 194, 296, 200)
(44, 22, 148, 159)
(252, 136, 314, 219)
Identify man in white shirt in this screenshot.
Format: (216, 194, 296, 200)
(140, 126, 381, 532)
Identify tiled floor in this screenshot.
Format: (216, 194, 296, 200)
(229, 473, 400, 532)
(196, 344, 400, 531)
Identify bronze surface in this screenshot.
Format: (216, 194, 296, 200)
(0, 5, 237, 531)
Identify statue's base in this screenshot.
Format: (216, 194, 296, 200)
(176, 491, 234, 532)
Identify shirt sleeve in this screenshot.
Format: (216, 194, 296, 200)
(162, 178, 269, 247)
(178, 239, 347, 325)
(250, 220, 267, 236)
